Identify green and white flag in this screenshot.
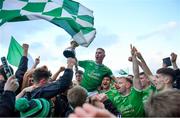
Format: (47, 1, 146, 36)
(0, 0, 96, 47)
(7, 36, 34, 68)
(119, 69, 129, 75)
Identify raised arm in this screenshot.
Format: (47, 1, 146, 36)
(131, 45, 142, 90)
(136, 51, 156, 86)
(15, 44, 29, 94)
(31, 56, 40, 69)
(30, 58, 76, 99)
(171, 52, 178, 70)
(50, 66, 65, 81)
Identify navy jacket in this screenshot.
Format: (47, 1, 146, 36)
(0, 91, 16, 117)
(15, 56, 28, 94)
(174, 69, 180, 89)
(24, 68, 73, 100)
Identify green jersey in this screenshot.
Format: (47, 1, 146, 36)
(106, 88, 145, 117)
(79, 60, 113, 92)
(142, 85, 156, 104)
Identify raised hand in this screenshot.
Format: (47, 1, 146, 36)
(95, 93, 108, 102)
(4, 75, 19, 92)
(128, 56, 132, 62)
(171, 52, 177, 63)
(23, 44, 29, 57)
(35, 56, 40, 65)
(171, 52, 178, 70)
(59, 66, 65, 72)
(67, 58, 76, 69)
(23, 44, 29, 51)
(130, 44, 137, 56)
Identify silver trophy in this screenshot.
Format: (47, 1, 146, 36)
(63, 41, 79, 72)
(63, 41, 79, 58)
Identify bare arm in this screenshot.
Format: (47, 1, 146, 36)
(131, 45, 142, 90)
(50, 66, 65, 81)
(17, 85, 37, 99)
(136, 52, 155, 86)
(23, 44, 29, 57)
(31, 56, 40, 69)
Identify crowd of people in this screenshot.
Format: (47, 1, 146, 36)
(0, 43, 180, 117)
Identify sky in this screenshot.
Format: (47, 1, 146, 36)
(0, 0, 180, 76)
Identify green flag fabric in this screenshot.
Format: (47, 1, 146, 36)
(0, 0, 96, 47)
(7, 36, 34, 68)
(7, 36, 23, 67)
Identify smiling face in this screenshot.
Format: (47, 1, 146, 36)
(155, 74, 167, 91)
(101, 76, 111, 90)
(140, 73, 150, 88)
(115, 77, 131, 94)
(95, 48, 105, 64)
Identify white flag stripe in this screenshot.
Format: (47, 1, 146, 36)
(27, 54, 34, 69)
(73, 31, 88, 45)
(82, 30, 96, 47)
(43, 2, 62, 13)
(52, 0, 64, 6)
(2, 0, 27, 10)
(76, 17, 93, 27)
(28, 0, 48, 3)
(78, 5, 93, 17)
(61, 9, 73, 18)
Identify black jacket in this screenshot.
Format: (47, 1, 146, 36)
(15, 56, 28, 94)
(174, 69, 180, 89)
(104, 99, 121, 117)
(0, 91, 16, 117)
(24, 68, 73, 100)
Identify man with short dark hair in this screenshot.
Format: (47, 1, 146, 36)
(98, 74, 112, 93)
(139, 72, 156, 103)
(155, 67, 175, 92)
(32, 66, 52, 86)
(74, 70, 83, 85)
(78, 48, 114, 92)
(170, 52, 180, 89)
(23, 58, 76, 100)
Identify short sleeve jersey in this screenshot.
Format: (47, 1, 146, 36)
(79, 60, 113, 92)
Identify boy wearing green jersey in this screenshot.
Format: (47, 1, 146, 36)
(139, 72, 156, 103)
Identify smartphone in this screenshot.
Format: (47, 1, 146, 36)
(1, 57, 13, 79)
(163, 57, 172, 67)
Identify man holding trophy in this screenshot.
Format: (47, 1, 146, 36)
(63, 42, 114, 92)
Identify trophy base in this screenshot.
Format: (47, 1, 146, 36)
(63, 50, 75, 58)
